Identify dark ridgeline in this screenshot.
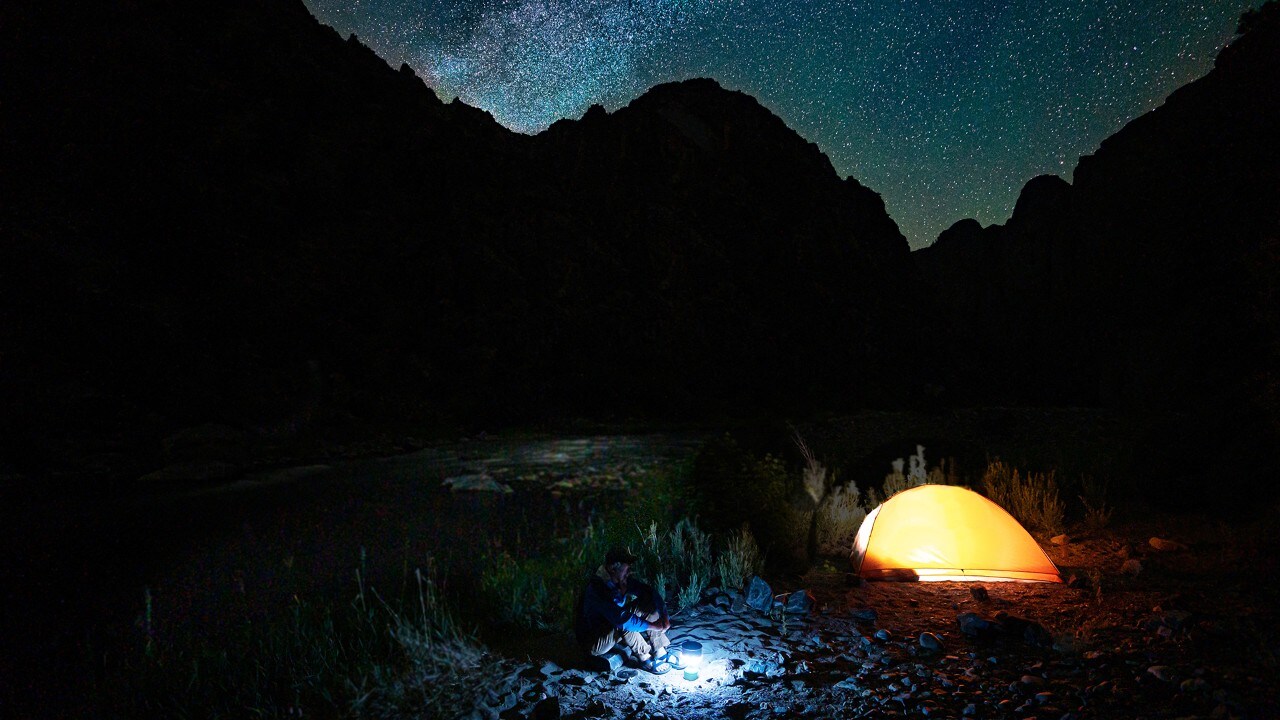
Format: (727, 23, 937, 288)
(915, 3, 1280, 502)
(0, 0, 923, 473)
(2, 0, 1278, 499)
(526, 81, 918, 415)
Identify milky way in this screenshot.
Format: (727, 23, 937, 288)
(304, 0, 1247, 247)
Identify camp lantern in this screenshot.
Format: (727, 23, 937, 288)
(851, 484, 1063, 583)
(680, 641, 703, 681)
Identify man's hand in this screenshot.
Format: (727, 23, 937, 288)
(649, 616, 671, 632)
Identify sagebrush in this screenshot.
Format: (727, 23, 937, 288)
(715, 525, 764, 591)
(815, 481, 866, 556)
(637, 516, 713, 610)
(981, 460, 1065, 535)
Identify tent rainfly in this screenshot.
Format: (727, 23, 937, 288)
(851, 484, 1063, 583)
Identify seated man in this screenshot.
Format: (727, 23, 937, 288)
(574, 546, 681, 674)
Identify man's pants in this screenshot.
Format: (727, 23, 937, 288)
(586, 607, 669, 662)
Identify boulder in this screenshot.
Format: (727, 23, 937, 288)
(919, 632, 944, 653)
(746, 576, 774, 613)
(784, 589, 814, 616)
(850, 607, 878, 623)
(957, 612, 999, 639)
(996, 612, 1053, 648)
(743, 656, 785, 677)
(1149, 537, 1186, 552)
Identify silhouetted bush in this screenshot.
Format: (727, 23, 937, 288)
(692, 434, 813, 573)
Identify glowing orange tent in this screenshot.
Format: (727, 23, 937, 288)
(851, 484, 1062, 583)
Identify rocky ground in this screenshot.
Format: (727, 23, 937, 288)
(480, 514, 1280, 720)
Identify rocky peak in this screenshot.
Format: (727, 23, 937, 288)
(1, 0, 927, 445)
(1009, 175, 1072, 228)
(929, 219, 986, 252)
(912, 3, 1280, 500)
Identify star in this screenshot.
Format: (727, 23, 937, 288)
(304, 0, 1245, 248)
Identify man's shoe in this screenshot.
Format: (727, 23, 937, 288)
(654, 650, 685, 670)
(637, 657, 671, 675)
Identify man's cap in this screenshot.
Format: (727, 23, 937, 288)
(606, 546, 639, 566)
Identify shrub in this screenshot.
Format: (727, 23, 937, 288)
(692, 434, 816, 573)
(815, 481, 866, 556)
(479, 518, 615, 633)
(697, 447, 806, 573)
(669, 517, 713, 585)
(677, 572, 704, 610)
(1079, 474, 1114, 530)
(636, 517, 713, 611)
(715, 525, 763, 591)
(862, 485, 882, 510)
(474, 456, 718, 631)
(882, 466, 911, 498)
(980, 460, 1065, 536)
(883, 445, 953, 499)
(931, 456, 960, 485)
(480, 547, 555, 630)
(481, 510, 718, 630)
(626, 464, 694, 529)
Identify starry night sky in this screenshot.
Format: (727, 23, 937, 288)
(303, 0, 1248, 248)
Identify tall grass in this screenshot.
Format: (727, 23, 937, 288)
(481, 547, 555, 629)
(794, 428, 828, 507)
(103, 558, 497, 718)
(477, 465, 719, 631)
(368, 568, 501, 717)
(479, 519, 613, 633)
(980, 460, 1065, 536)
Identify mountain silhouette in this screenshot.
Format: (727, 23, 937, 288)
(915, 3, 1280, 501)
(1, 0, 925, 472)
(2, 0, 1277, 497)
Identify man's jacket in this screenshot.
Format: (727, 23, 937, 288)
(574, 566, 664, 645)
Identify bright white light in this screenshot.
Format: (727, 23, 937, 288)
(680, 641, 703, 681)
(694, 659, 731, 683)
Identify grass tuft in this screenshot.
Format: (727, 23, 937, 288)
(794, 428, 828, 508)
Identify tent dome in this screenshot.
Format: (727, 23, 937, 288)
(851, 484, 1062, 583)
